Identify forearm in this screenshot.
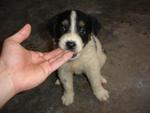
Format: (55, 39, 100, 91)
(0, 70, 16, 108)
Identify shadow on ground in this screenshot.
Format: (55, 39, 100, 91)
(0, 0, 150, 113)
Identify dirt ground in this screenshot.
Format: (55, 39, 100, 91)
(0, 0, 150, 113)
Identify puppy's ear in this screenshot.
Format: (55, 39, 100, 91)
(48, 15, 58, 38)
(89, 16, 101, 36)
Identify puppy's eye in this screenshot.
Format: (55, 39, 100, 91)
(61, 26, 67, 33)
(79, 27, 86, 35)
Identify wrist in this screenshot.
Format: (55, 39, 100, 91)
(0, 69, 16, 108)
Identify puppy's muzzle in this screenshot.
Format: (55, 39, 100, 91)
(59, 33, 83, 53)
(59, 33, 83, 60)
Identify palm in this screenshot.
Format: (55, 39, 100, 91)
(1, 37, 48, 92)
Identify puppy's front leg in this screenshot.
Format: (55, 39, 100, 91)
(58, 68, 74, 106)
(85, 69, 109, 101)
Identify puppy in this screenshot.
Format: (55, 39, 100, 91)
(48, 10, 109, 106)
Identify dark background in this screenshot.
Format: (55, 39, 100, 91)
(0, 0, 150, 113)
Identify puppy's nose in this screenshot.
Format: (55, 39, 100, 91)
(66, 41, 76, 50)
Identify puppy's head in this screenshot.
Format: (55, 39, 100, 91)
(48, 10, 101, 59)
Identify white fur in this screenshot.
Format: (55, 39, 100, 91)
(59, 33, 84, 53)
(70, 11, 76, 33)
(58, 34, 109, 106)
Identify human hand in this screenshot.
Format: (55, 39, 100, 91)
(0, 24, 73, 94)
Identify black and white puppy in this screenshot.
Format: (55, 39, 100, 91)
(48, 10, 109, 106)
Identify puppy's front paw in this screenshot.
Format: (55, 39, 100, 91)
(94, 89, 109, 101)
(62, 92, 74, 106)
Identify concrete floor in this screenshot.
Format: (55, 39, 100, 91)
(0, 0, 150, 113)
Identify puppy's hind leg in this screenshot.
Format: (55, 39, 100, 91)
(85, 68, 109, 101)
(58, 68, 74, 106)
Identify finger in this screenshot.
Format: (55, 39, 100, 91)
(48, 52, 73, 74)
(8, 24, 31, 43)
(30, 49, 65, 63)
(48, 51, 66, 63)
(29, 51, 45, 63)
(43, 48, 65, 60)
(29, 48, 66, 63)
(41, 51, 73, 75)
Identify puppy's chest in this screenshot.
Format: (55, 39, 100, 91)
(71, 60, 84, 75)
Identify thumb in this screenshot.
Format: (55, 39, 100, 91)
(8, 24, 31, 43)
